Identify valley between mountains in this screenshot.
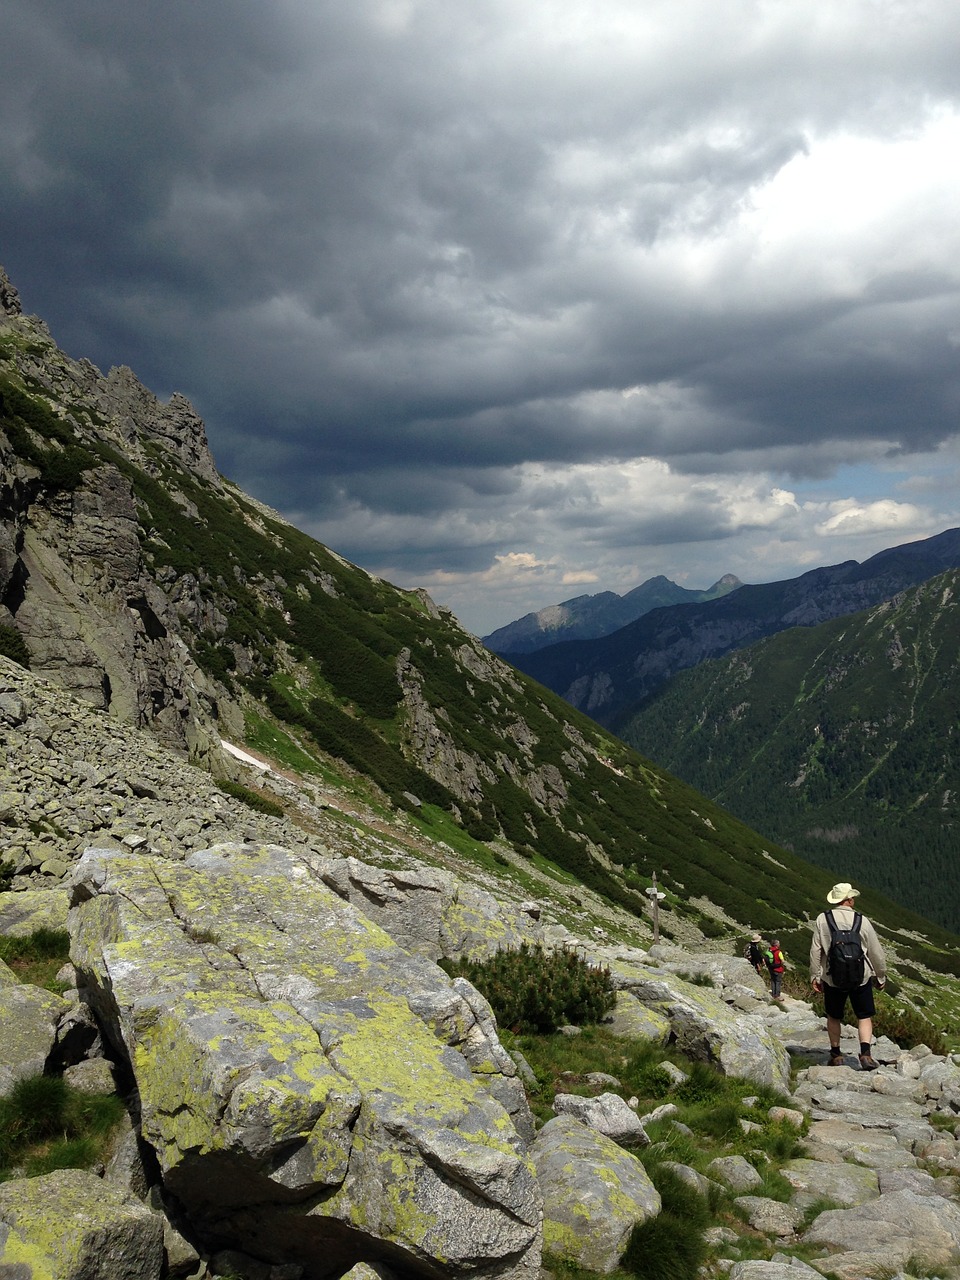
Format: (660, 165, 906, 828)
(4, 264, 960, 1279)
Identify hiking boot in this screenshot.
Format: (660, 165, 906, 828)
(828, 1049, 844, 1066)
(859, 1053, 879, 1071)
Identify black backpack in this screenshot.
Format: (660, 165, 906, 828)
(825, 910, 866, 990)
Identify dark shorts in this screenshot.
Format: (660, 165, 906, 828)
(823, 980, 876, 1020)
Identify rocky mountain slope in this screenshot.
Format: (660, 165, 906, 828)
(6, 653, 960, 1280)
(507, 528, 960, 730)
(619, 568, 960, 932)
(5, 263, 960, 1278)
(5, 259, 944, 950)
(482, 574, 742, 655)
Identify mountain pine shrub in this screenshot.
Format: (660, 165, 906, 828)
(441, 943, 615, 1034)
(0, 622, 29, 667)
(215, 778, 285, 818)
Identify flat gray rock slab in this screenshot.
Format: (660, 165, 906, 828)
(729, 1261, 823, 1280)
(782, 1158, 879, 1209)
(804, 1089, 925, 1125)
(532, 1114, 661, 1275)
(802, 1187, 960, 1274)
(0, 1167, 163, 1279)
(879, 1168, 960, 1199)
(0, 888, 70, 936)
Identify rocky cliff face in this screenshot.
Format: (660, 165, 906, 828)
(0, 271, 231, 764)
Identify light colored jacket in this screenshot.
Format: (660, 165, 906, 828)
(809, 905, 887, 988)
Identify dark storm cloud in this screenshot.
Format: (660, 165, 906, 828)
(3, 0, 960, 631)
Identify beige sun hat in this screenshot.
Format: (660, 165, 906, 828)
(827, 882, 860, 905)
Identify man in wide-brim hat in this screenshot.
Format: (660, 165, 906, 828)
(810, 882, 887, 1070)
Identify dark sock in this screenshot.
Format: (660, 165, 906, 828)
(860, 1042, 871, 1056)
(830, 1045, 841, 1053)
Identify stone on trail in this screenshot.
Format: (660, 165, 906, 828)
(68, 843, 542, 1280)
(801, 1186, 960, 1275)
(781, 1157, 879, 1209)
(0, 1167, 164, 1280)
(531, 1114, 660, 1275)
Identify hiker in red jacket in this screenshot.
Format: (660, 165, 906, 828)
(768, 939, 785, 1000)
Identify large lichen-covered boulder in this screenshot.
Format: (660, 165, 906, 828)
(319, 855, 542, 960)
(531, 1115, 660, 1274)
(0, 889, 70, 936)
(68, 843, 541, 1280)
(607, 958, 790, 1090)
(0, 981, 69, 1098)
(603, 991, 671, 1044)
(0, 1167, 164, 1279)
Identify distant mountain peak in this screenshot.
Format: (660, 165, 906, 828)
(484, 573, 742, 655)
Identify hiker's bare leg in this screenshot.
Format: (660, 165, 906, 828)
(858, 1016, 873, 1045)
(826, 1015, 843, 1048)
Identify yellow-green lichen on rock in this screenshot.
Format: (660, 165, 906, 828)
(0, 983, 69, 1098)
(68, 843, 542, 1279)
(0, 1167, 164, 1280)
(531, 1114, 660, 1275)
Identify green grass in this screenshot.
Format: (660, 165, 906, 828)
(0, 1074, 126, 1180)
(0, 928, 71, 991)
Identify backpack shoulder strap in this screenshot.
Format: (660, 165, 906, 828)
(852, 911, 862, 934)
(825, 910, 838, 936)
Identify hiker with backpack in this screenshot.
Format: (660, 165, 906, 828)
(810, 881, 887, 1071)
(767, 938, 786, 999)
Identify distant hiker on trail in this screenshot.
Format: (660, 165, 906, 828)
(768, 938, 786, 1000)
(810, 881, 887, 1071)
(746, 934, 766, 975)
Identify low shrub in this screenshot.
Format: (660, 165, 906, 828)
(441, 943, 616, 1035)
(872, 995, 946, 1055)
(215, 778, 285, 818)
(0, 623, 29, 668)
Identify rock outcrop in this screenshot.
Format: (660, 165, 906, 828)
(68, 843, 541, 1280)
(0, 1168, 165, 1280)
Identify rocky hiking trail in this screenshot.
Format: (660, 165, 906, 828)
(5, 654, 960, 1278)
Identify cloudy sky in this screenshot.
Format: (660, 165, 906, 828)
(3, 1, 960, 635)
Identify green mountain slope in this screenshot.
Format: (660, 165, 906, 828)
(3, 263, 960, 981)
(620, 570, 960, 930)
(483, 573, 742, 655)
(511, 529, 960, 727)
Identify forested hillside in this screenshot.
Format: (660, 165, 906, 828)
(621, 570, 960, 930)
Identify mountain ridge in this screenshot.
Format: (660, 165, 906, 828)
(619, 567, 960, 931)
(2, 260, 959, 957)
(505, 528, 960, 729)
(483, 573, 742, 655)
